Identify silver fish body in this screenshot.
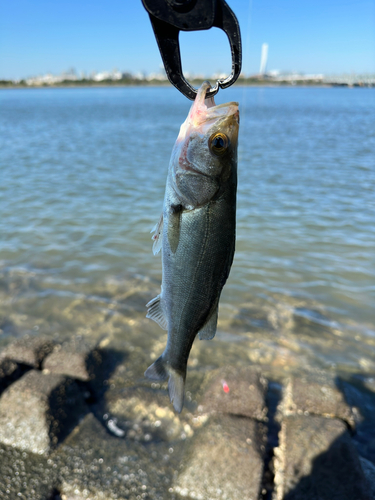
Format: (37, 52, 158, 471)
(145, 82, 239, 412)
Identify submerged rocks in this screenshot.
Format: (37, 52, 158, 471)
(0, 370, 87, 454)
(0, 444, 56, 500)
(0, 358, 28, 395)
(42, 336, 103, 382)
(0, 335, 54, 368)
(104, 384, 190, 442)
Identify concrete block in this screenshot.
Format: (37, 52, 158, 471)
(360, 457, 375, 500)
(274, 415, 370, 500)
(174, 414, 267, 500)
(0, 358, 28, 395)
(197, 365, 268, 420)
(42, 336, 102, 382)
(0, 444, 56, 500)
(0, 370, 87, 454)
(54, 413, 177, 500)
(282, 375, 354, 427)
(0, 335, 54, 368)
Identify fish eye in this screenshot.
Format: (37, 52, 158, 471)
(208, 133, 229, 156)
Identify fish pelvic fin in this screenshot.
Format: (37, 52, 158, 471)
(146, 294, 168, 330)
(198, 303, 219, 340)
(144, 356, 185, 413)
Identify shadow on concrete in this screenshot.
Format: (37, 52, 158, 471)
(262, 380, 283, 500)
(283, 430, 370, 500)
(281, 374, 375, 500)
(339, 373, 375, 464)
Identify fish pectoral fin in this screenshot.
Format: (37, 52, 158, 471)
(167, 208, 181, 254)
(151, 213, 163, 255)
(146, 295, 168, 330)
(198, 304, 219, 340)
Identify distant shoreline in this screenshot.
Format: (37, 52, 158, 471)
(1, 82, 372, 90)
(2, 75, 375, 90)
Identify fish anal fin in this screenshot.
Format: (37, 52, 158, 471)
(198, 304, 218, 340)
(151, 213, 163, 255)
(146, 295, 168, 330)
(145, 355, 168, 381)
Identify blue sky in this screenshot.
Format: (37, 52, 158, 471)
(0, 0, 374, 80)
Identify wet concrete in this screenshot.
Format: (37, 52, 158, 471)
(0, 336, 54, 369)
(197, 366, 268, 421)
(274, 416, 368, 500)
(281, 375, 355, 427)
(42, 336, 103, 382)
(0, 370, 87, 454)
(174, 415, 267, 500)
(0, 335, 374, 499)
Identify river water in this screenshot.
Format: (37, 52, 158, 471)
(0, 86, 374, 380)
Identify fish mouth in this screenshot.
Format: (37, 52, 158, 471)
(193, 81, 238, 124)
(177, 81, 239, 141)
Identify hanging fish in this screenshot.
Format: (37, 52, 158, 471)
(145, 81, 239, 412)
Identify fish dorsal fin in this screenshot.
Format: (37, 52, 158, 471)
(146, 295, 168, 330)
(151, 214, 163, 255)
(198, 304, 218, 340)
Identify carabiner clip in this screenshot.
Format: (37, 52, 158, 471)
(141, 0, 242, 100)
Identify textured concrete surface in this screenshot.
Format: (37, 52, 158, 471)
(360, 457, 375, 500)
(104, 384, 192, 442)
(282, 375, 355, 427)
(174, 414, 267, 500)
(0, 336, 54, 368)
(54, 412, 177, 500)
(0, 444, 56, 500)
(0, 358, 28, 394)
(42, 336, 103, 381)
(0, 335, 375, 500)
(273, 415, 370, 500)
(0, 370, 87, 454)
(198, 365, 268, 420)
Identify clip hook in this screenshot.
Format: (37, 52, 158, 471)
(142, 0, 242, 100)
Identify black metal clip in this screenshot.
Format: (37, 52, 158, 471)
(141, 0, 242, 100)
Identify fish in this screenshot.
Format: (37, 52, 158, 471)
(145, 81, 239, 412)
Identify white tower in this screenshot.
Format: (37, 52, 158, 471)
(259, 43, 268, 76)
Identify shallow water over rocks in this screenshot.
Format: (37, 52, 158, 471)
(0, 86, 375, 498)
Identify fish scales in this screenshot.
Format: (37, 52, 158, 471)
(145, 81, 239, 412)
(164, 199, 236, 360)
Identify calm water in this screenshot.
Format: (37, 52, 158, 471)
(0, 86, 374, 378)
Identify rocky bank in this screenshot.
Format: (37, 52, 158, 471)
(0, 335, 374, 499)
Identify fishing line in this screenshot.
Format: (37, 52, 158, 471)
(240, 0, 253, 162)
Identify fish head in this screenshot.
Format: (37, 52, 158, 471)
(171, 81, 239, 207)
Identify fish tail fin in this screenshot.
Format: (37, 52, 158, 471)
(168, 368, 185, 414)
(144, 355, 185, 413)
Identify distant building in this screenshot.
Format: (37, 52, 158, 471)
(259, 43, 268, 76)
